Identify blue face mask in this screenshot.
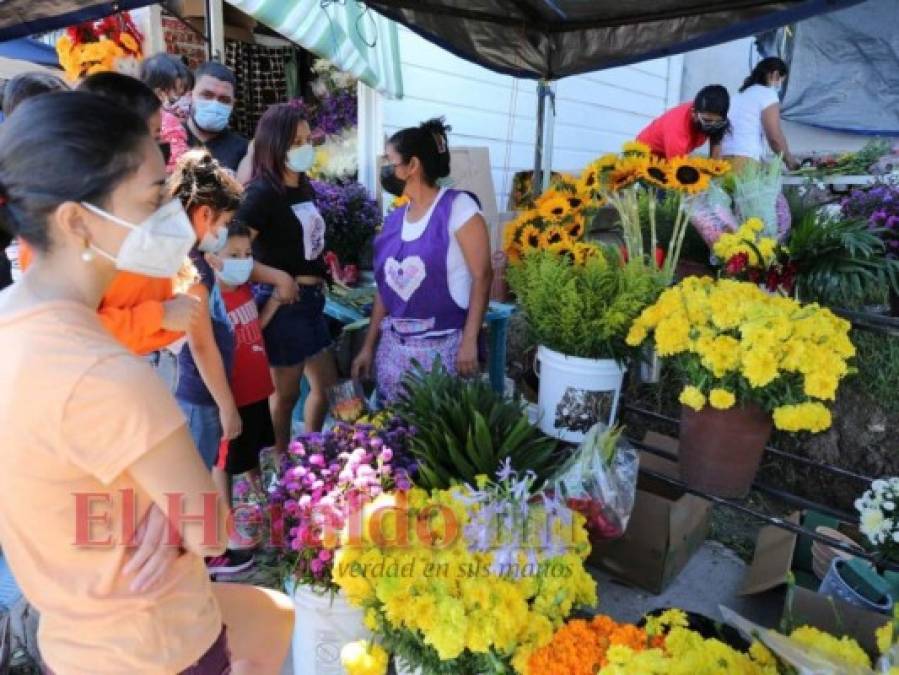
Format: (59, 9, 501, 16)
(198, 226, 228, 253)
(193, 99, 232, 133)
(216, 257, 254, 286)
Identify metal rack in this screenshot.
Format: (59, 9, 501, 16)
(623, 404, 899, 573)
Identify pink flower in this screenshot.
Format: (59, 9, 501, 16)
(290, 537, 302, 551)
(311, 480, 324, 490)
(309, 454, 326, 467)
(318, 549, 333, 562)
(310, 558, 324, 575)
(380, 448, 393, 463)
(298, 495, 312, 509)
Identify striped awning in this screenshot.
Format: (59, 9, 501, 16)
(225, 0, 403, 98)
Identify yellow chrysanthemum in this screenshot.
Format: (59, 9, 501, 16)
(340, 640, 388, 675)
(622, 140, 651, 157)
(877, 622, 893, 655)
(789, 626, 871, 669)
(709, 388, 736, 410)
(772, 402, 833, 433)
(539, 225, 569, 249)
(679, 385, 706, 412)
(668, 156, 712, 194)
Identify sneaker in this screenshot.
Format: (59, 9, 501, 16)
(205, 549, 256, 575)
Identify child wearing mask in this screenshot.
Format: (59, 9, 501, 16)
(168, 151, 255, 575)
(140, 53, 190, 171)
(212, 223, 280, 559)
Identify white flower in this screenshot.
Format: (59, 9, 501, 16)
(861, 508, 885, 539)
(855, 498, 865, 511)
(874, 479, 889, 493)
(885, 501, 895, 511)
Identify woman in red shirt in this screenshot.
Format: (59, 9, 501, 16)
(637, 85, 730, 159)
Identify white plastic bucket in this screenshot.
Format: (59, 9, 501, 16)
(535, 345, 625, 443)
(287, 582, 370, 675)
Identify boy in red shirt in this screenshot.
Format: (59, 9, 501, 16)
(213, 223, 280, 563)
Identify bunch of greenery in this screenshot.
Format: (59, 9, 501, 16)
(507, 246, 665, 361)
(394, 362, 559, 490)
(638, 190, 711, 264)
(785, 192, 899, 308)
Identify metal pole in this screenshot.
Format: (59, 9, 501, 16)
(204, 0, 225, 61)
(532, 79, 557, 199)
(532, 81, 547, 201)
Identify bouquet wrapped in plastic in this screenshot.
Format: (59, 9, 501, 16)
(686, 180, 739, 247)
(550, 424, 638, 540)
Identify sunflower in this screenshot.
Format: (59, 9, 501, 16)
(536, 193, 571, 221)
(548, 240, 577, 264)
(566, 194, 585, 211)
(622, 140, 651, 157)
(539, 225, 569, 249)
(506, 244, 522, 265)
(595, 153, 620, 171)
(697, 157, 732, 177)
(564, 215, 586, 240)
(577, 168, 604, 200)
(552, 173, 579, 193)
(573, 242, 601, 265)
(668, 157, 712, 194)
(639, 156, 672, 189)
(520, 224, 543, 251)
(609, 157, 646, 192)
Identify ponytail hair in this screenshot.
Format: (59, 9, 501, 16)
(388, 117, 452, 187)
(168, 149, 243, 215)
(740, 57, 788, 93)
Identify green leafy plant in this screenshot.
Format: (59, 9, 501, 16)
(507, 246, 665, 361)
(786, 196, 899, 308)
(394, 361, 558, 491)
(638, 190, 710, 264)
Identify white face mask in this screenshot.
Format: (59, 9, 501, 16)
(216, 257, 254, 286)
(198, 226, 228, 253)
(286, 144, 315, 173)
(81, 199, 196, 278)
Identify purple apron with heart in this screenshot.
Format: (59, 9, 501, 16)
(373, 189, 469, 402)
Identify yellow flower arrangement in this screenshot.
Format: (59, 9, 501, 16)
(340, 641, 389, 675)
(332, 487, 597, 674)
(622, 140, 652, 157)
(639, 156, 672, 189)
(667, 156, 712, 194)
(788, 626, 871, 669)
(626, 277, 854, 433)
(713, 217, 778, 267)
(55, 13, 144, 82)
(540, 225, 569, 248)
(537, 191, 573, 220)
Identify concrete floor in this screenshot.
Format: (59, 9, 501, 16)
(279, 541, 785, 675)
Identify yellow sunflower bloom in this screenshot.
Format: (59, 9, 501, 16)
(539, 225, 569, 249)
(520, 224, 543, 251)
(576, 168, 600, 197)
(609, 158, 646, 192)
(638, 156, 672, 189)
(565, 216, 586, 240)
(537, 194, 571, 221)
(548, 240, 577, 264)
(595, 153, 619, 171)
(573, 242, 600, 265)
(622, 140, 651, 157)
(668, 156, 712, 194)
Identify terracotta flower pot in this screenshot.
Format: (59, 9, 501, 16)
(678, 403, 772, 498)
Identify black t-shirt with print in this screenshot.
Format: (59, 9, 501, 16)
(184, 124, 249, 173)
(236, 176, 327, 279)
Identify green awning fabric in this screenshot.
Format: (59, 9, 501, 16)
(226, 0, 403, 98)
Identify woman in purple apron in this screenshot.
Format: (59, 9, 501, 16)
(352, 118, 492, 403)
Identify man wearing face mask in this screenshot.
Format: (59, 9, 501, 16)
(184, 61, 248, 173)
(637, 85, 730, 159)
(723, 57, 799, 172)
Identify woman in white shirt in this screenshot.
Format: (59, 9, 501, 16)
(723, 57, 799, 171)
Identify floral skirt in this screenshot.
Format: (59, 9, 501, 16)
(374, 318, 462, 404)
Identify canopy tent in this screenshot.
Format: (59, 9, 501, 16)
(360, 0, 866, 191)
(0, 38, 59, 67)
(0, 1, 156, 42)
(225, 0, 403, 98)
(360, 0, 865, 80)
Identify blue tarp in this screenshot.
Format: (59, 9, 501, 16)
(0, 38, 58, 68)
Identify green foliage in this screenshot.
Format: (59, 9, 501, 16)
(507, 247, 665, 360)
(852, 330, 899, 414)
(638, 190, 710, 263)
(785, 197, 899, 308)
(394, 362, 559, 491)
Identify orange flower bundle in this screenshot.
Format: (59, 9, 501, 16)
(56, 12, 143, 81)
(526, 615, 651, 675)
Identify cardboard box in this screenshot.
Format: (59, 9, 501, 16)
(447, 147, 498, 235)
(741, 513, 887, 657)
(588, 432, 712, 594)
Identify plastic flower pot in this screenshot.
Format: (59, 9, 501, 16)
(284, 580, 369, 675)
(818, 558, 893, 615)
(678, 403, 772, 498)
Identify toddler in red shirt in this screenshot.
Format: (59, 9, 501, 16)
(213, 223, 280, 533)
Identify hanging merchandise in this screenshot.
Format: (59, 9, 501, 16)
(225, 41, 297, 138)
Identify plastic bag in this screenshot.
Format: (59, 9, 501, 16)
(328, 380, 368, 423)
(686, 181, 739, 246)
(550, 424, 638, 540)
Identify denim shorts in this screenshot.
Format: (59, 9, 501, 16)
(177, 398, 222, 469)
(145, 348, 179, 393)
(256, 284, 332, 368)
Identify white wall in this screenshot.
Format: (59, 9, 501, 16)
(382, 27, 682, 210)
(680, 37, 870, 155)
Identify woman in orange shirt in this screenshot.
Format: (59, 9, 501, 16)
(0, 91, 292, 674)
